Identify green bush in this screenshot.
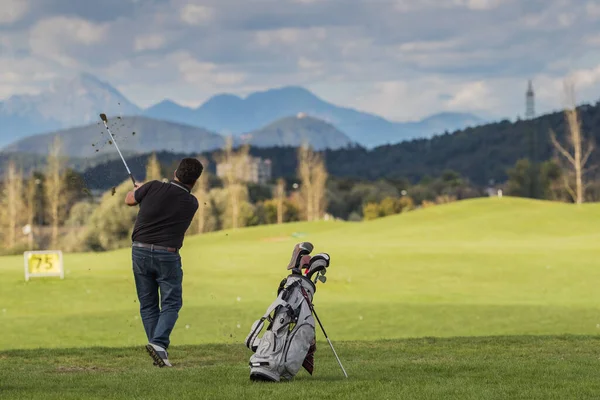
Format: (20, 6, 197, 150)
(81, 181, 138, 252)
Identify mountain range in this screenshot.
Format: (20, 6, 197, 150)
(144, 86, 483, 147)
(2, 113, 354, 159)
(0, 73, 484, 150)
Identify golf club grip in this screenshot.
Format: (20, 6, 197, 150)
(129, 174, 136, 186)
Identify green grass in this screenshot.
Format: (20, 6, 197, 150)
(1, 197, 600, 398)
(2, 337, 600, 399)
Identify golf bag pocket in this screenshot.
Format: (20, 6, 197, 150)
(282, 322, 316, 380)
(249, 323, 289, 381)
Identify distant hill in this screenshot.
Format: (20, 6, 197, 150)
(1, 116, 225, 158)
(0, 113, 356, 158)
(0, 73, 139, 147)
(78, 99, 600, 190)
(244, 114, 354, 150)
(144, 86, 484, 147)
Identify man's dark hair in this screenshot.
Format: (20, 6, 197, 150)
(176, 158, 203, 185)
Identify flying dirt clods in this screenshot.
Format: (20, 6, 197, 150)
(111, 187, 117, 196)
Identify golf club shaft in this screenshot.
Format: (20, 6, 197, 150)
(312, 306, 348, 378)
(102, 121, 136, 186)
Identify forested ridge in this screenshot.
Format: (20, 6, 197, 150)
(81, 100, 600, 190)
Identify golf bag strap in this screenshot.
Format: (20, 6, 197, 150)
(262, 297, 288, 320)
(245, 297, 289, 350)
(299, 286, 313, 309)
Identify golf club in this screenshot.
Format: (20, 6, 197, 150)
(99, 113, 136, 187)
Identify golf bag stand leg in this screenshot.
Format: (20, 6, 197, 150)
(312, 306, 348, 378)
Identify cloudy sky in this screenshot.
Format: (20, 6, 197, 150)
(1, 0, 599, 122)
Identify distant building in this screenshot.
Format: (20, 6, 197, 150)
(216, 156, 272, 184)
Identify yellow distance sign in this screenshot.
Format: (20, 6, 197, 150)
(24, 251, 64, 281)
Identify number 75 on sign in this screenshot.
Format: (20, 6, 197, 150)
(24, 251, 64, 281)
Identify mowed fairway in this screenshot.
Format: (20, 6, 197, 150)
(2, 197, 600, 399)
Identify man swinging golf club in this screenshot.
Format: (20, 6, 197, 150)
(125, 157, 203, 367)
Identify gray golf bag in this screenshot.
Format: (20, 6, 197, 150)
(245, 242, 330, 382)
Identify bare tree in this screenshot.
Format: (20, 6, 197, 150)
(145, 153, 162, 182)
(312, 155, 328, 221)
(218, 136, 250, 229)
(297, 144, 328, 221)
(550, 80, 595, 204)
(275, 178, 285, 224)
(192, 156, 210, 234)
(25, 175, 38, 250)
(297, 144, 314, 221)
(46, 136, 66, 247)
(1, 161, 24, 249)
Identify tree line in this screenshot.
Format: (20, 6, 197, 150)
(0, 138, 332, 253)
(0, 137, 88, 254)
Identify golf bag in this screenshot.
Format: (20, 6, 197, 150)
(245, 243, 330, 382)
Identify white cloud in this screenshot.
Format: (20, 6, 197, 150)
(394, 0, 507, 12)
(134, 34, 167, 52)
(180, 4, 214, 25)
(586, 1, 600, 19)
(29, 16, 108, 67)
(0, 0, 598, 122)
(458, 0, 506, 10)
(447, 81, 491, 109)
(569, 64, 600, 88)
(255, 27, 327, 47)
(298, 57, 322, 70)
(0, 57, 62, 100)
(176, 52, 246, 86)
(399, 39, 461, 53)
(0, 0, 29, 24)
(558, 12, 576, 28)
(586, 34, 600, 46)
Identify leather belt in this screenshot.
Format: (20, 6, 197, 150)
(132, 242, 179, 253)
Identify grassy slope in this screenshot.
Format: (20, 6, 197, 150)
(2, 197, 600, 350)
(2, 197, 600, 398)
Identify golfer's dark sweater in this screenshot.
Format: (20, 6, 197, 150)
(131, 180, 199, 249)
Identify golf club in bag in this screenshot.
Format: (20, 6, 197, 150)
(245, 242, 347, 382)
(99, 113, 136, 187)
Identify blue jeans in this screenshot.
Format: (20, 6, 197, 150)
(132, 246, 183, 350)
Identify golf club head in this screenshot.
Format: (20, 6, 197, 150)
(317, 275, 327, 283)
(306, 253, 330, 280)
(287, 242, 314, 274)
(99, 113, 108, 123)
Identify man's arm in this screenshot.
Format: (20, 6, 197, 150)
(125, 184, 141, 206)
(125, 180, 157, 206)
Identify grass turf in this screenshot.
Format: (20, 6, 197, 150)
(1, 197, 600, 398)
(2, 336, 600, 399)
